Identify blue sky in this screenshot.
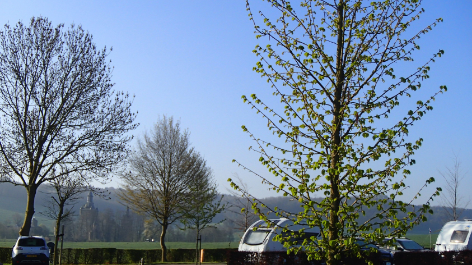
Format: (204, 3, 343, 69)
(1, 1, 471, 206)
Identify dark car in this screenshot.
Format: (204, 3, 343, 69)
(355, 239, 394, 265)
(380, 238, 425, 253)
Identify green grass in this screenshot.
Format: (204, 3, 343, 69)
(0, 240, 240, 249)
(406, 234, 438, 249)
(0, 239, 15, 247)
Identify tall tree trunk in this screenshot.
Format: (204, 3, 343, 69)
(19, 185, 37, 236)
(160, 223, 168, 262)
(53, 201, 65, 265)
(195, 230, 200, 265)
(327, 2, 345, 265)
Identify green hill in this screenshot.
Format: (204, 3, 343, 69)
(0, 183, 124, 232)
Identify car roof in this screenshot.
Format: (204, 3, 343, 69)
(384, 237, 412, 241)
(18, 236, 45, 239)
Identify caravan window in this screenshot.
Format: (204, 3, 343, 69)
(450, 230, 469, 243)
(243, 230, 270, 245)
(256, 220, 278, 228)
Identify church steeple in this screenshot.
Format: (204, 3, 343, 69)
(82, 191, 95, 209)
(79, 191, 99, 241)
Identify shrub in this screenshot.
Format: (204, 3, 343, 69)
(227, 251, 325, 265)
(0, 247, 11, 263)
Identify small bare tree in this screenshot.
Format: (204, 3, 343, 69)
(440, 153, 469, 221)
(118, 116, 207, 262)
(0, 17, 137, 236)
(181, 171, 227, 265)
(226, 174, 258, 233)
(39, 167, 108, 265)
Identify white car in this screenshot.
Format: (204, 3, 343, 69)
(12, 236, 50, 264)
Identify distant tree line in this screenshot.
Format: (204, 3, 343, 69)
(0, 219, 50, 240)
(0, 205, 237, 242)
(0, 183, 467, 241)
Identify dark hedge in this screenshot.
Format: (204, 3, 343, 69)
(393, 251, 442, 265)
(5, 247, 472, 264)
(0, 247, 235, 264)
(227, 251, 324, 265)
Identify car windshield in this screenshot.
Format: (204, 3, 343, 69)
(18, 238, 45, 247)
(398, 240, 424, 250)
(243, 230, 270, 245)
(450, 230, 469, 243)
(355, 240, 377, 250)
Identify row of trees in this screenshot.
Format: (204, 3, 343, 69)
(0, 208, 236, 243)
(0, 186, 464, 241)
(0, 3, 461, 265)
(0, 17, 226, 264)
(0, 219, 50, 240)
(37, 116, 226, 263)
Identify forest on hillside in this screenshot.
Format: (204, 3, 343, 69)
(0, 183, 465, 241)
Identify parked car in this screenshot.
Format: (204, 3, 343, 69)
(380, 238, 425, 253)
(355, 239, 394, 265)
(12, 236, 50, 264)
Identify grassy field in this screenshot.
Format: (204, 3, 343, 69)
(407, 234, 438, 249)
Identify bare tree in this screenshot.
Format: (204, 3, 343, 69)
(226, 174, 258, 233)
(180, 170, 227, 265)
(0, 17, 137, 236)
(42, 178, 85, 265)
(440, 153, 469, 221)
(118, 116, 206, 262)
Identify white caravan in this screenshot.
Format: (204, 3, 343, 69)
(435, 220, 472, 251)
(238, 218, 319, 252)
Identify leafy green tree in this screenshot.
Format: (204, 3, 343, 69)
(230, 1, 444, 264)
(0, 17, 137, 236)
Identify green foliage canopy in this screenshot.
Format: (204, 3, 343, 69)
(230, 0, 445, 264)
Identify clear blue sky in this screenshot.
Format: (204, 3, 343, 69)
(0, 1, 470, 206)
